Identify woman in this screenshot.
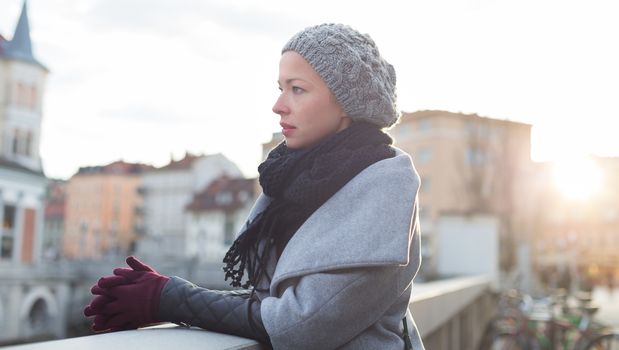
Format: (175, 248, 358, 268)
(84, 23, 424, 349)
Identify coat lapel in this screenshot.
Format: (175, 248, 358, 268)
(268, 149, 420, 291)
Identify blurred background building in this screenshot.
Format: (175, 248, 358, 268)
(42, 179, 65, 261)
(389, 110, 535, 281)
(185, 175, 257, 263)
(62, 161, 152, 259)
(0, 0, 47, 266)
(0, 2, 65, 344)
(135, 152, 242, 260)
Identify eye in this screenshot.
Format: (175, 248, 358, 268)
(292, 86, 304, 94)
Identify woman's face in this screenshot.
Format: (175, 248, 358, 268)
(272, 51, 351, 150)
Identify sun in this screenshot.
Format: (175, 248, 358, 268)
(552, 156, 602, 200)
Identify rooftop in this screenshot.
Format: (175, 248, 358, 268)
(0, 1, 47, 70)
(186, 176, 256, 212)
(76, 160, 154, 176)
(400, 110, 532, 128)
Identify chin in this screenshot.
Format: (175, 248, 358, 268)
(285, 138, 309, 150)
(285, 142, 301, 149)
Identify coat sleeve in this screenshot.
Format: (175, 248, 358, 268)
(261, 265, 405, 350)
(158, 276, 271, 345)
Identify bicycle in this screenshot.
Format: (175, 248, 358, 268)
(481, 289, 619, 350)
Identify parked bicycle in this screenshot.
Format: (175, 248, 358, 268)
(480, 289, 619, 350)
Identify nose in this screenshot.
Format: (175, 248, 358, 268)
(272, 93, 289, 115)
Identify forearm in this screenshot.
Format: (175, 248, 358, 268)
(158, 276, 270, 345)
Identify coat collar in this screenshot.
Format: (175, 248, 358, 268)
(245, 149, 421, 291)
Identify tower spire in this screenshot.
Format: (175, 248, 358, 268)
(10, 0, 33, 57)
(3, 0, 45, 69)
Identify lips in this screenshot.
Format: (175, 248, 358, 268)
(280, 122, 296, 137)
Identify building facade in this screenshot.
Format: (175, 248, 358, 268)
(63, 161, 152, 259)
(0, 2, 70, 344)
(390, 110, 534, 275)
(137, 152, 242, 260)
(42, 179, 65, 261)
(185, 176, 257, 263)
(0, 1, 48, 266)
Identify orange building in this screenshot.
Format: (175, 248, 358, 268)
(63, 161, 152, 259)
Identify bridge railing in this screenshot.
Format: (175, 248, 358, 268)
(411, 275, 495, 350)
(3, 275, 494, 350)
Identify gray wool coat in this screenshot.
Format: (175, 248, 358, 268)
(159, 148, 425, 350)
(249, 148, 425, 349)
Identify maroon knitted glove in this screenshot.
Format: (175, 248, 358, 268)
(83, 256, 169, 331)
(84, 274, 129, 314)
(84, 272, 132, 332)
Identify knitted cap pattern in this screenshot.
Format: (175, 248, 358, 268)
(282, 23, 399, 128)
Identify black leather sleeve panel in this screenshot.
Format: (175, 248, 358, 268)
(158, 276, 271, 345)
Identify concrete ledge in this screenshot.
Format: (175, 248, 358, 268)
(409, 275, 492, 337)
(4, 275, 491, 349)
(3, 324, 265, 350)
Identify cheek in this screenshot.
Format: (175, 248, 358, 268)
(312, 101, 343, 129)
(294, 94, 343, 133)
(301, 105, 330, 130)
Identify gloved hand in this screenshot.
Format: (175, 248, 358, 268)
(84, 292, 121, 332)
(83, 256, 170, 331)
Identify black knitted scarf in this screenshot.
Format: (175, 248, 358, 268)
(223, 122, 395, 289)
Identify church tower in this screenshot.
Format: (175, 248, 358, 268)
(0, 1, 48, 265)
(0, 0, 48, 172)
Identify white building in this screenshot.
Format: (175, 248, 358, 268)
(0, 1, 48, 266)
(185, 176, 256, 263)
(0, 2, 67, 344)
(137, 152, 242, 260)
(436, 214, 500, 288)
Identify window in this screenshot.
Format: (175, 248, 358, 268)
(13, 82, 37, 109)
(12, 129, 20, 155)
(0, 235, 13, 259)
(216, 192, 233, 205)
(25, 131, 33, 156)
(416, 147, 433, 164)
(238, 191, 249, 202)
(418, 119, 432, 133)
(15, 82, 24, 106)
(466, 147, 487, 165)
(29, 86, 37, 110)
(393, 123, 412, 139)
(465, 121, 490, 138)
(10, 129, 33, 157)
(1, 205, 17, 259)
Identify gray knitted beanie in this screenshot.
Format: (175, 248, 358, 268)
(282, 23, 399, 128)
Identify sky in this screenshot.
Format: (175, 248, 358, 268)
(1, 0, 618, 180)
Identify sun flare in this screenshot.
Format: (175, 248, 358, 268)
(552, 157, 602, 200)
